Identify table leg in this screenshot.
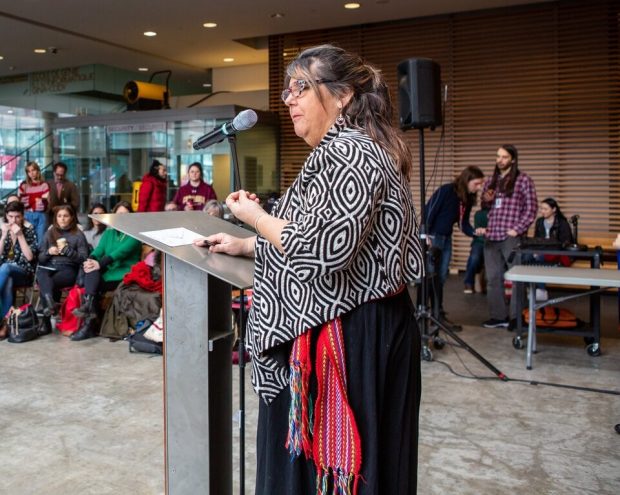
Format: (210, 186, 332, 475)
(526, 282, 536, 370)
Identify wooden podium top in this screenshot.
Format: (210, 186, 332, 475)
(92, 211, 255, 289)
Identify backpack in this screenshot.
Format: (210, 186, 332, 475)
(56, 286, 85, 336)
(7, 304, 42, 343)
(522, 306, 580, 329)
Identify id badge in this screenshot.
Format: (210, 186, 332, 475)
(494, 197, 502, 209)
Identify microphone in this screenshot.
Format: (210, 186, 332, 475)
(192, 109, 258, 150)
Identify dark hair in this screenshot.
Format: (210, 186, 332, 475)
(53, 162, 68, 173)
(187, 162, 204, 182)
(149, 160, 165, 179)
(4, 200, 25, 222)
(285, 44, 412, 176)
(86, 202, 108, 233)
(489, 144, 519, 197)
(112, 200, 133, 213)
(541, 197, 566, 220)
(454, 166, 484, 207)
(48, 205, 79, 244)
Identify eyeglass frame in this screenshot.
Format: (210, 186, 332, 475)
(281, 78, 334, 103)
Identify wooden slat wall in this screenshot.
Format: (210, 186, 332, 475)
(269, 0, 620, 270)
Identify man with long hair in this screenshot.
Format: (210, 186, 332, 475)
(479, 145, 537, 328)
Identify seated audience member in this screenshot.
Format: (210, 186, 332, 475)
(0, 201, 38, 339)
(534, 197, 573, 245)
(83, 203, 107, 251)
(204, 200, 224, 218)
(1, 195, 21, 225)
(99, 250, 162, 340)
(37, 205, 89, 333)
(71, 201, 142, 340)
(164, 201, 178, 212)
(526, 197, 574, 301)
(463, 207, 489, 294)
(173, 162, 216, 211)
(138, 160, 168, 212)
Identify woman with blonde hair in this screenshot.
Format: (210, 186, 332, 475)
(18, 161, 50, 245)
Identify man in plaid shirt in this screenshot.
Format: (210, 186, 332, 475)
(479, 145, 537, 328)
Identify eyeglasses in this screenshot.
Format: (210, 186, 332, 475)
(281, 79, 333, 103)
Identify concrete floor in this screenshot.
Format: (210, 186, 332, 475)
(1, 276, 619, 494)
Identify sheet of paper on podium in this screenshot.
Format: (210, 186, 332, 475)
(140, 227, 204, 247)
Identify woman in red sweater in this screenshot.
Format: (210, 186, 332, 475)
(137, 160, 168, 212)
(18, 161, 50, 246)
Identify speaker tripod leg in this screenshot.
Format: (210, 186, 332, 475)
(427, 314, 508, 380)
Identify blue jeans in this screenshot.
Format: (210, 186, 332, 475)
(464, 242, 484, 286)
(25, 211, 47, 247)
(0, 262, 30, 318)
(428, 234, 452, 285)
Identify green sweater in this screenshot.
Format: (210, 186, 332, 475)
(90, 228, 142, 282)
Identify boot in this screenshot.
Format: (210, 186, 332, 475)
(42, 293, 57, 318)
(38, 315, 52, 336)
(71, 319, 95, 341)
(73, 294, 96, 320)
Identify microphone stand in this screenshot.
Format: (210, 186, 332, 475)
(414, 127, 507, 380)
(227, 133, 246, 495)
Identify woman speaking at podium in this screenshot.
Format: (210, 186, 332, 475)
(201, 45, 424, 495)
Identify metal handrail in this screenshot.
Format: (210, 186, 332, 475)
(0, 131, 53, 170)
(0, 131, 54, 203)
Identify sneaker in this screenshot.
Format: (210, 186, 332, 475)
(463, 284, 474, 294)
(482, 318, 509, 328)
(535, 289, 548, 302)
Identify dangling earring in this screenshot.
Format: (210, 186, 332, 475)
(336, 106, 345, 126)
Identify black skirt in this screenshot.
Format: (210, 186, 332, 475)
(255, 289, 421, 495)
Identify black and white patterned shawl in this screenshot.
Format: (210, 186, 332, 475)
(248, 124, 424, 403)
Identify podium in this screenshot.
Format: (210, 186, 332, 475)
(93, 211, 254, 495)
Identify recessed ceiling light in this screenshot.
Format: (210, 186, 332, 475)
(223, 58, 234, 63)
(144, 31, 157, 37)
(202, 83, 212, 87)
(7, 110, 13, 114)
(283, 52, 288, 57)
(34, 48, 47, 54)
(344, 2, 361, 9)
(0, 56, 3, 60)
(138, 67, 149, 71)
(271, 13, 285, 18)
(203, 22, 217, 28)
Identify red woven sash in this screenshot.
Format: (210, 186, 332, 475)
(286, 318, 362, 495)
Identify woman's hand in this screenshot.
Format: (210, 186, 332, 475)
(226, 190, 263, 226)
(0, 223, 9, 238)
(475, 227, 486, 236)
(48, 246, 60, 256)
(204, 233, 255, 257)
(83, 258, 100, 273)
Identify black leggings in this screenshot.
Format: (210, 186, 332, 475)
(37, 266, 78, 301)
(82, 269, 120, 296)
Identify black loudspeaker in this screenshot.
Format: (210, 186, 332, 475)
(397, 58, 442, 130)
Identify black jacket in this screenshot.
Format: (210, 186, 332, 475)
(534, 215, 573, 244)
